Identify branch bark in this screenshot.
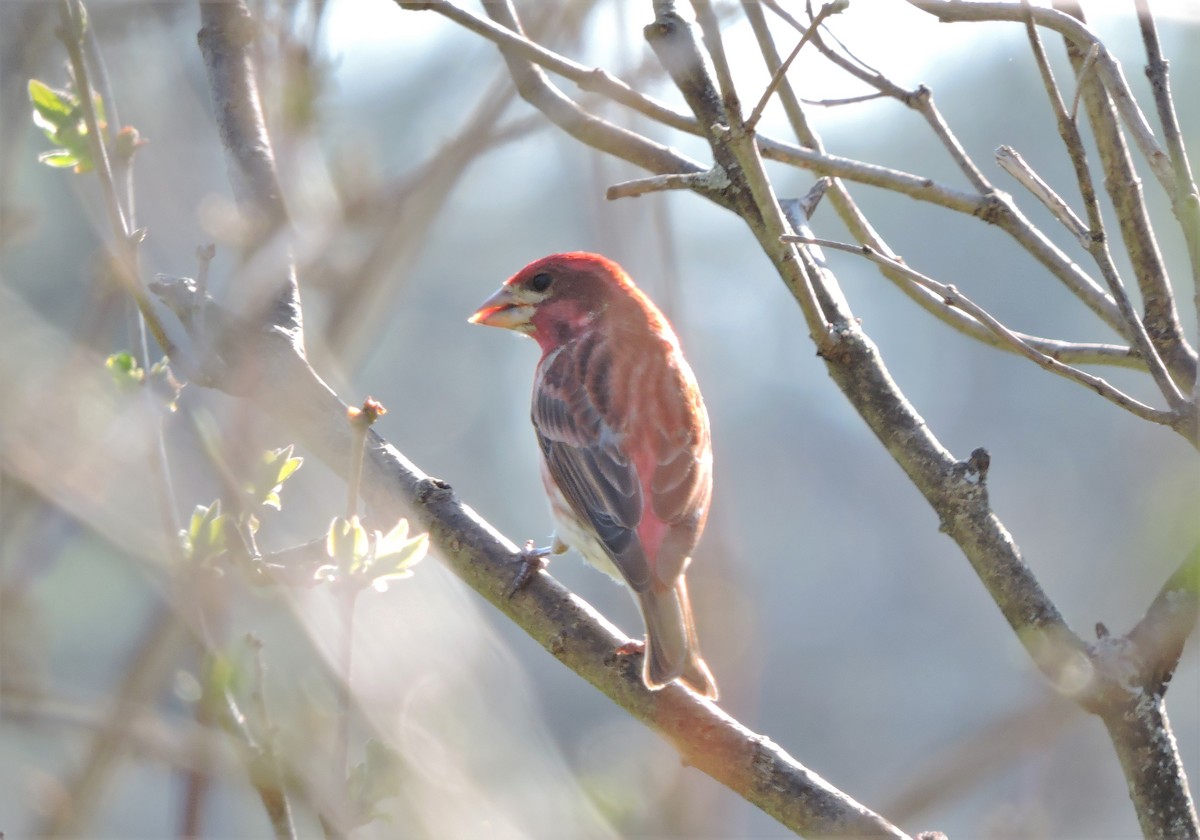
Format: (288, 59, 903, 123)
(179, 1, 911, 835)
(183, 0, 1200, 834)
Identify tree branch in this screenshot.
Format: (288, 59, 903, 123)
(995, 145, 1090, 247)
(151, 275, 908, 839)
(403, 0, 700, 135)
(183, 2, 909, 833)
(907, 1, 1173, 190)
(1134, 0, 1200, 405)
(475, 0, 711, 185)
(1048, 0, 1192, 401)
(197, 0, 302, 341)
(783, 235, 1180, 429)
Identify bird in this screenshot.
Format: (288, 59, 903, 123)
(469, 252, 718, 699)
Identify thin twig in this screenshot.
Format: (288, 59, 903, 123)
(995, 145, 1090, 246)
(407, 0, 699, 135)
(744, 1, 842, 131)
(801, 91, 888, 107)
(57, 0, 176, 358)
(782, 234, 1180, 428)
(911, 84, 993, 192)
(245, 635, 299, 840)
(1042, 1, 1190, 412)
(690, 0, 741, 124)
(760, 137, 1125, 332)
(909, 1, 1174, 192)
(606, 168, 729, 200)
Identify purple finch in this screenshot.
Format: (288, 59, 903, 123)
(470, 253, 718, 699)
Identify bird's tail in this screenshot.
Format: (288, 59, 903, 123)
(638, 577, 719, 700)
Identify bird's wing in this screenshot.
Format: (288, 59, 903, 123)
(533, 339, 652, 592)
(645, 363, 712, 585)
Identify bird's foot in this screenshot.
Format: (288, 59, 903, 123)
(506, 541, 552, 598)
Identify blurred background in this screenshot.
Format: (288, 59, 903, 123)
(2, 0, 1198, 837)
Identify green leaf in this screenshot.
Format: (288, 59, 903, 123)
(369, 519, 428, 586)
(37, 150, 80, 168)
(246, 445, 304, 510)
(186, 500, 228, 562)
(28, 79, 100, 173)
(205, 651, 240, 697)
(327, 515, 369, 575)
(105, 351, 144, 389)
(28, 80, 74, 122)
(278, 456, 303, 484)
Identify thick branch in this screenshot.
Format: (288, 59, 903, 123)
(641, 2, 1088, 691)
(1099, 694, 1198, 839)
(197, 0, 302, 339)
(150, 277, 907, 839)
(1128, 543, 1200, 697)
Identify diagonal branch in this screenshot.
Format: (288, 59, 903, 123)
(1048, 0, 1192, 400)
(783, 235, 1181, 430)
(1134, 0, 1200, 405)
(151, 274, 909, 840)
(910, 0, 1196, 389)
(189, 3, 907, 834)
(908, 0, 1173, 191)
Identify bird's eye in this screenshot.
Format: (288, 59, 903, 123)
(529, 272, 553, 293)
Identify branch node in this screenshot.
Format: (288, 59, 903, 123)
(414, 476, 453, 505)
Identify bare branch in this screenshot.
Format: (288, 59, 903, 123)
(1135, 0, 1200, 405)
(606, 168, 728, 200)
(761, 138, 1126, 333)
(782, 235, 1181, 428)
(908, 0, 1173, 191)
(995, 145, 1089, 246)
(198, 0, 302, 340)
(405, 0, 700, 135)
(1017, 3, 1196, 398)
(910, 0, 1197, 391)
(744, 1, 842, 132)
(472, 0, 711, 188)
(1128, 543, 1200, 697)
(1047, 1, 1192, 404)
(149, 276, 907, 839)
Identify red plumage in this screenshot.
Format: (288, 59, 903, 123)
(470, 253, 717, 699)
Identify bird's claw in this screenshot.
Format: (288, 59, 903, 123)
(506, 541, 551, 599)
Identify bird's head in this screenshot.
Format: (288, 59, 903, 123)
(469, 252, 655, 352)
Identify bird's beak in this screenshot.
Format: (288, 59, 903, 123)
(468, 286, 535, 332)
